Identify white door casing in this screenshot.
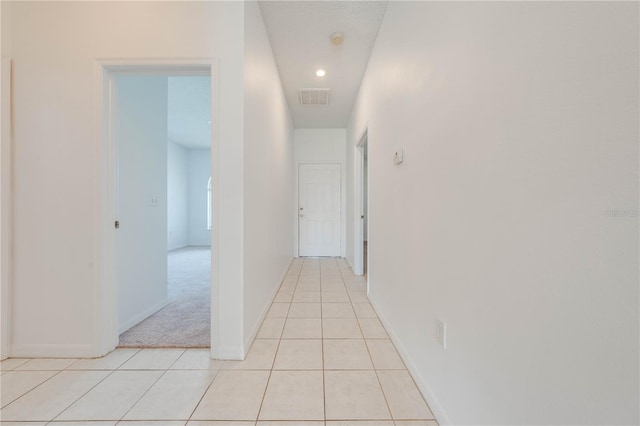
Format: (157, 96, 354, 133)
(93, 59, 224, 359)
(353, 128, 368, 276)
(0, 57, 12, 359)
(298, 164, 341, 257)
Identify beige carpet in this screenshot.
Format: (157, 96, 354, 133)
(119, 247, 211, 348)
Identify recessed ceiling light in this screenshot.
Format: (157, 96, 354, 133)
(315, 69, 326, 77)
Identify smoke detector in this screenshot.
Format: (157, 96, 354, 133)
(299, 88, 330, 106)
(330, 32, 344, 45)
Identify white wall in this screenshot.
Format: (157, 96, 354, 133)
(294, 128, 347, 257)
(188, 149, 212, 246)
(168, 145, 211, 250)
(242, 1, 294, 348)
(116, 75, 168, 333)
(0, 1, 10, 56)
(168, 141, 189, 251)
(7, 1, 245, 357)
(347, 2, 639, 425)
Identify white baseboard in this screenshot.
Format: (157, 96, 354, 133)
(10, 343, 94, 358)
(242, 258, 294, 358)
(168, 244, 211, 252)
(119, 299, 168, 334)
(369, 296, 452, 426)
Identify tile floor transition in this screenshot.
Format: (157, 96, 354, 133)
(0, 258, 437, 425)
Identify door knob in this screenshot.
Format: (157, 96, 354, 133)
(361, 215, 365, 219)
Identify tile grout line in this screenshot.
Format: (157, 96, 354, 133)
(0, 357, 30, 371)
(255, 256, 303, 422)
(1, 368, 67, 411)
(320, 258, 327, 422)
(48, 351, 176, 424)
(341, 263, 437, 423)
(114, 348, 144, 370)
(5, 349, 143, 420)
(343, 258, 396, 423)
(116, 348, 187, 423)
(46, 367, 120, 423)
(183, 358, 223, 424)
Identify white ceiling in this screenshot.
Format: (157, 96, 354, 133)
(168, 76, 211, 149)
(258, 1, 388, 128)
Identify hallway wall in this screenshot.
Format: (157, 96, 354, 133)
(6, 1, 245, 357)
(347, 2, 639, 424)
(187, 149, 212, 247)
(168, 146, 212, 250)
(242, 1, 294, 352)
(168, 141, 189, 251)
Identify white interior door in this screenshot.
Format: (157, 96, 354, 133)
(116, 75, 169, 333)
(299, 164, 341, 257)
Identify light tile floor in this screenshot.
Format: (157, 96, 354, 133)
(0, 258, 437, 426)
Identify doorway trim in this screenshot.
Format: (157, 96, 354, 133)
(354, 127, 368, 277)
(0, 57, 12, 360)
(92, 58, 220, 357)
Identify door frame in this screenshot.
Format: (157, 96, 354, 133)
(354, 128, 368, 277)
(0, 57, 12, 360)
(297, 162, 343, 257)
(92, 58, 220, 357)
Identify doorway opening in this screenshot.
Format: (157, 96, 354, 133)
(354, 128, 368, 277)
(94, 60, 219, 356)
(116, 74, 212, 348)
(363, 145, 368, 277)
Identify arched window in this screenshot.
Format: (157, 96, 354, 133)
(207, 177, 212, 231)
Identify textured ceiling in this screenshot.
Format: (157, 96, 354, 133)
(168, 76, 211, 149)
(259, 1, 388, 128)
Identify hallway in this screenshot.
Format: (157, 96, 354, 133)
(0, 258, 435, 424)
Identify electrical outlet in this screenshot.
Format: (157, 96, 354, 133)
(436, 319, 447, 349)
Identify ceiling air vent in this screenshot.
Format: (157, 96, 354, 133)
(299, 88, 330, 106)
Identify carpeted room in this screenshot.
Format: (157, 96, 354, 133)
(118, 75, 213, 348)
(119, 247, 211, 347)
